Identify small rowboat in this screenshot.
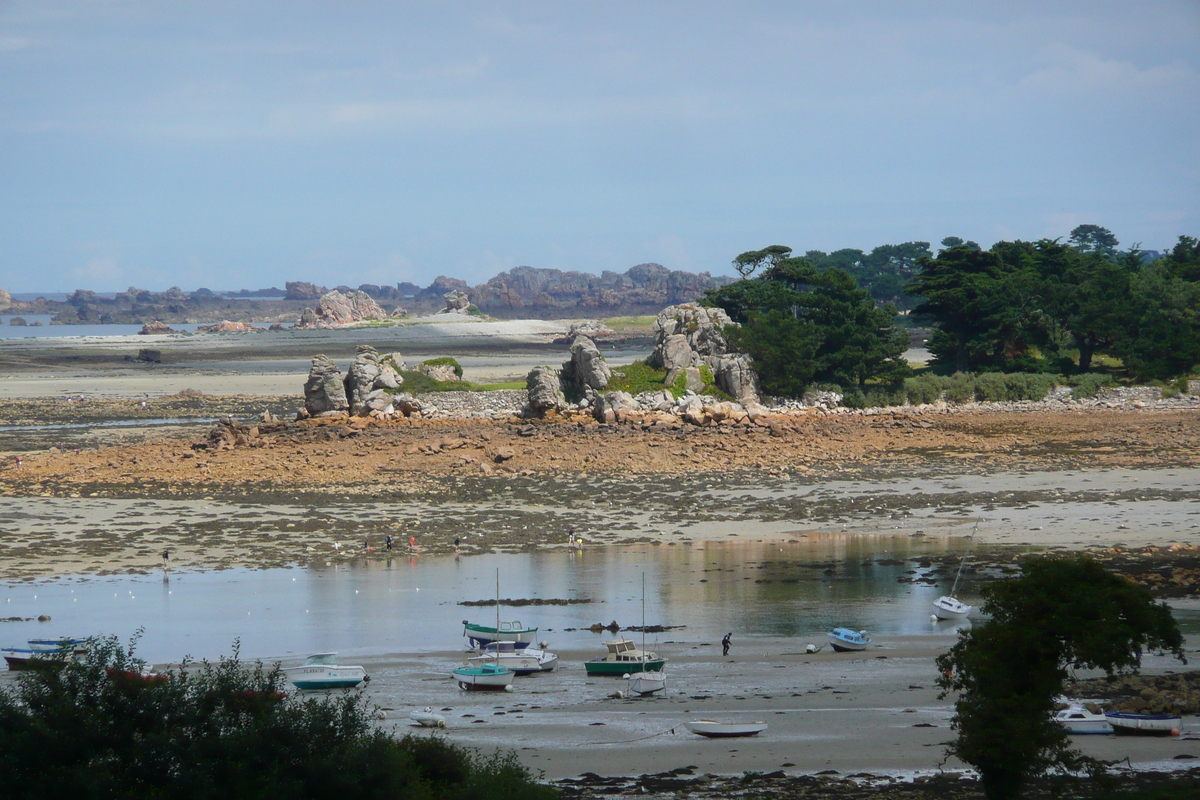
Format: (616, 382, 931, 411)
(684, 720, 768, 738)
(827, 628, 870, 652)
(627, 669, 666, 696)
(1105, 711, 1181, 736)
(409, 707, 447, 728)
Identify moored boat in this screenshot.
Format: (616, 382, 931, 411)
(584, 638, 665, 677)
(462, 620, 539, 650)
(282, 653, 369, 690)
(3, 637, 90, 671)
(1054, 704, 1112, 734)
(827, 628, 870, 652)
(452, 661, 515, 691)
(468, 641, 557, 675)
(933, 523, 976, 621)
(627, 669, 666, 696)
(684, 719, 767, 738)
(1105, 711, 1181, 736)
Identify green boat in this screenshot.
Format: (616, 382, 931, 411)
(583, 638, 666, 677)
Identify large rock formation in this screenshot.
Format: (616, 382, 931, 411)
(439, 290, 471, 315)
(646, 303, 759, 403)
(560, 335, 611, 398)
(285, 281, 328, 301)
(303, 355, 349, 415)
(0, 289, 11, 310)
(196, 320, 258, 333)
(139, 321, 178, 335)
(525, 367, 565, 416)
(296, 290, 386, 328)
(344, 345, 403, 415)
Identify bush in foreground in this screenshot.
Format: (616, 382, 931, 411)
(0, 636, 556, 800)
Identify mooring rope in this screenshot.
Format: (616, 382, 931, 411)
(591, 724, 680, 745)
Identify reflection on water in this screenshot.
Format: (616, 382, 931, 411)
(3, 537, 1194, 665)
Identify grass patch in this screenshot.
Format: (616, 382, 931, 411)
(600, 315, 655, 331)
(421, 356, 463, 378)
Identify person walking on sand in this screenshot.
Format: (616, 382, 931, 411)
(722, 632, 732, 656)
(161, 549, 169, 567)
(385, 534, 393, 551)
(408, 535, 418, 553)
(454, 537, 461, 554)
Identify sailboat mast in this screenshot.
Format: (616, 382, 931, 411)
(950, 520, 979, 597)
(641, 573, 646, 657)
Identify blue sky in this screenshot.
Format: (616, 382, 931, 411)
(1, 1, 1197, 293)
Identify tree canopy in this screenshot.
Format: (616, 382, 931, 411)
(702, 251, 910, 397)
(936, 555, 1185, 800)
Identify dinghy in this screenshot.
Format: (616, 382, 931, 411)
(1105, 711, 1181, 736)
(409, 707, 448, 728)
(684, 720, 767, 738)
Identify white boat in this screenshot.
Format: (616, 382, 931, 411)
(827, 628, 870, 652)
(1105, 711, 1182, 736)
(627, 669, 666, 696)
(409, 707, 447, 728)
(3, 637, 90, 671)
(282, 653, 369, 690)
(452, 661, 515, 691)
(1054, 704, 1112, 734)
(933, 524, 976, 621)
(684, 719, 768, 738)
(468, 641, 557, 675)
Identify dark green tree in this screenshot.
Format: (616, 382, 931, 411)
(732, 245, 792, 280)
(1067, 224, 1119, 257)
(941, 236, 981, 251)
(1111, 236, 1200, 379)
(936, 555, 1185, 800)
(0, 636, 555, 800)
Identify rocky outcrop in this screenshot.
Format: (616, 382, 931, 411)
(297, 290, 386, 328)
(0, 289, 12, 310)
(344, 345, 403, 416)
(560, 335, 611, 398)
(196, 320, 258, 333)
(139, 321, 179, 335)
(439, 290, 471, 315)
(418, 362, 459, 382)
(647, 304, 760, 403)
(303, 355, 349, 415)
(391, 306, 408, 318)
(285, 281, 327, 301)
(525, 367, 565, 416)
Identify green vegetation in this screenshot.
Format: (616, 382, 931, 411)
(0, 636, 555, 800)
(394, 370, 519, 394)
(421, 356, 464, 379)
(907, 229, 1200, 380)
(701, 248, 910, 398)
(936, 556, 1184, 800)
(608, 359, 724, 399)
(598, 315, 655, 331)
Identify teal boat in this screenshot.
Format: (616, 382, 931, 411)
(583, 638, 665, 677)
(452, 661, 515, 691)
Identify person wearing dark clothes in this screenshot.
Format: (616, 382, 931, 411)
(722, 632, 732, 656)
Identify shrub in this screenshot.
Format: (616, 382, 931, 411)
(1068, 373, 1114, 400)
(945, 372, 976, 404)
(904, 374, 945, 405)
(0, 636, 555, 800)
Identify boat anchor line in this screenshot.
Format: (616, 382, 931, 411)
(589, 725, 684, 745)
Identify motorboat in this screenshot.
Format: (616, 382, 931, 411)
(584, 638, 666, 676)
(1054, 704, 1112, 734)
(409, 707, 447, 728)
(684, 720, 768, 738)
(827, 628, 870, 652)
(3, 637, 89, 671)
(282, 653, 369, 690)
(627, 669, 666, 696)
(933, 524, 976, 621)
(467, 641, 557, 675)
(463, 568, 538, 649)
(1105, 711, 1182, 736)
(462, 620, 538, 650)
(452, 661, 515, 691)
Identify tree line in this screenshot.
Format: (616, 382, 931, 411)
(703, 226, 1200, 399)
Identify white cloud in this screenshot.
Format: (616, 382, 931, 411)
(1020, 44, 1199, 99)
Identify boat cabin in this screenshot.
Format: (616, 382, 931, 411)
(604, 638, 653, 662)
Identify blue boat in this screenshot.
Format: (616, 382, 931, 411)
(827, 628, 871, 652)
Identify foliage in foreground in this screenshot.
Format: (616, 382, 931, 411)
(936, 556, 1185, 800)
(0, 636, 556, 800)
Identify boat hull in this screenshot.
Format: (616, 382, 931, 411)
(1105, 712, 1181, 736)
(932, 596, 973, 621)
(453, 666, 515, 691)
(584, 659, 666, 677)
(410, 710, 447, 728)
(684, 720, 767, 738)
(283, 665, 368, 691)
(628, 671, 666, 695)
(463, 622, 537, 651)
(1054, 708, 1112, 734)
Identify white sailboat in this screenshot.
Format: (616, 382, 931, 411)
(933, 523, 976, 621)
(626, 573, 666, 695)
(452, 568, 515, 691)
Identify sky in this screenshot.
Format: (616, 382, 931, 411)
(1, 1, 1198, 293)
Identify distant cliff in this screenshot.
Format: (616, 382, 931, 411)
(37, 265, 732, 325)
